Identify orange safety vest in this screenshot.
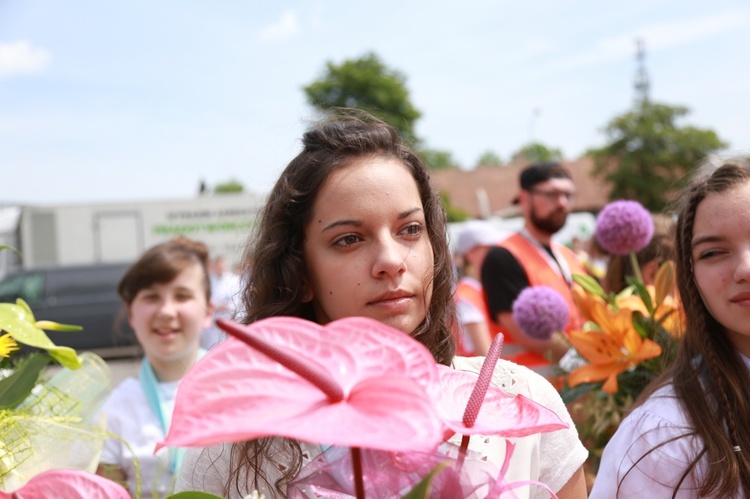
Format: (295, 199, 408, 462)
(453, 278, 504, 356)
(486, 232, 586, 367)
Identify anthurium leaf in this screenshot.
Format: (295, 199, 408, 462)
(16, 298, 35, 317)
(0, 353, 51, 409)
(0, 302, 83, 369)
(48, 346, 84, 370)
(401, 460, 452, 499)
(572, 273, 606, 299)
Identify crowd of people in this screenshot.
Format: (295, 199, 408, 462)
(86, 110, 750, 498)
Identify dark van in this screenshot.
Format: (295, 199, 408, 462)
(0, 263, 141, 358)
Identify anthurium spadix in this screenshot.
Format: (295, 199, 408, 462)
(158, 317, 444, 454)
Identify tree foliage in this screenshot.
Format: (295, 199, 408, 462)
(476, 150, 503, 168)
(303, 52, 422, 144)
(589, 102, 727, 211)
(214, 179, 245, 194)
(418, 148, 460, 170)
(440, 192, 470, 223)
(511, 142, 563, 163)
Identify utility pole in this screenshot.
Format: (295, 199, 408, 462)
(634, 38, 650, 106)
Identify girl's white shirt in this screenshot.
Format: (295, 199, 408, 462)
(100, 377, 180, 497)
(175, 356, 587, 499)
(590, 353, 750, 498)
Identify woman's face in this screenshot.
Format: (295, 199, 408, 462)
(128, 261, 214, 366)
(692, 181, 750, 357)
(303, 156, 434, 335)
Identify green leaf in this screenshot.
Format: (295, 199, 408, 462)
(167, 492, 224, 499)
(0, 301, 83, 369)
(631, 311, 650, 339)
(560, 381, 601, 404)
(401, 460, 452, 498)
(572, 273, 606, 299)
(0, 245, 23, 257)
(0, 353, 51, 409)
(625, 276, 654, 315)
(34, 321, 83, 332)
(47, 346, 83, 370)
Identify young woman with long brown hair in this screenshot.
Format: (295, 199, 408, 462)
(592, 160, 750, 498)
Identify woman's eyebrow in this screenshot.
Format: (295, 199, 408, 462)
(322, 208, 423, 232)
(323, 219, 361, 232)
(691, 234, 724, 248)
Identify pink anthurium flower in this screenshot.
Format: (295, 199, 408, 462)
(0, 469, 130, 499)
(158, 317, 444, 454)
(437, 336, 568, 438)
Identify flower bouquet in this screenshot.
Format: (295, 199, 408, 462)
(554, 200, 683, 471)
(160, 316, 571, 498)
(0, 290, 128, 497)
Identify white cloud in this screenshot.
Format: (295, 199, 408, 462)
(0, 40, 51, 78)
(258, 10, 301, 41)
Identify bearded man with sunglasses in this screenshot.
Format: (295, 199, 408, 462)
(480, 162, 585, 374)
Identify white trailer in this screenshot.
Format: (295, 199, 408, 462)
(15, 193, 266, 269)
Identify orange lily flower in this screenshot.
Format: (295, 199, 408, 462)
(567, 301, 662, 393)
(571, 283, 606, 323)
(616, 286, 684, 338)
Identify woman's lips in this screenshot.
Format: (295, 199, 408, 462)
(730, 291, 750, 305)
(368, 291, 414, 311)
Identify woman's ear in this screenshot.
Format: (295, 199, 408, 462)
(301, 287, 314, 303)
(203, 300, 216, 328)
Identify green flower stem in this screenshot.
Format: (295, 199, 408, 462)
(629, 250, 644, 285)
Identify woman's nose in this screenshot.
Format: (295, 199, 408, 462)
(372, 237, 407, 278)
(156, 297, 177, 316)
(734, 249, 750, 282)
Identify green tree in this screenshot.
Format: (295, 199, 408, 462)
(589, 101, 727, 211)
(440, 192, 470, 223)
(303, 52, 422, 144)
(418, 148, 460, 170)
(511, 142, 563, 163)
(214, 179, 244, 194)
(476, 150, 503, 168)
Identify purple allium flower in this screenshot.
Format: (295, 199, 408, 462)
(595, 200, 654, 256)
(512, 286, 569, 340)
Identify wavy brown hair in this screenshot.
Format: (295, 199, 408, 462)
(623, 161, 750, 497)
(224, 110, 457, 496)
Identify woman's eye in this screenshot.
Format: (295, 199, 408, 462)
(401, 223, 424, 238)
(334, 234, 362, 247)
(697, 249, 723, 260)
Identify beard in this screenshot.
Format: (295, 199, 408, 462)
(530, 206, 567, 235)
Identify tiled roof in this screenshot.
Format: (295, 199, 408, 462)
(430, 157, 611, 218)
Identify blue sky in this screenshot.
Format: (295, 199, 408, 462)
(2, 1, 748, 206)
